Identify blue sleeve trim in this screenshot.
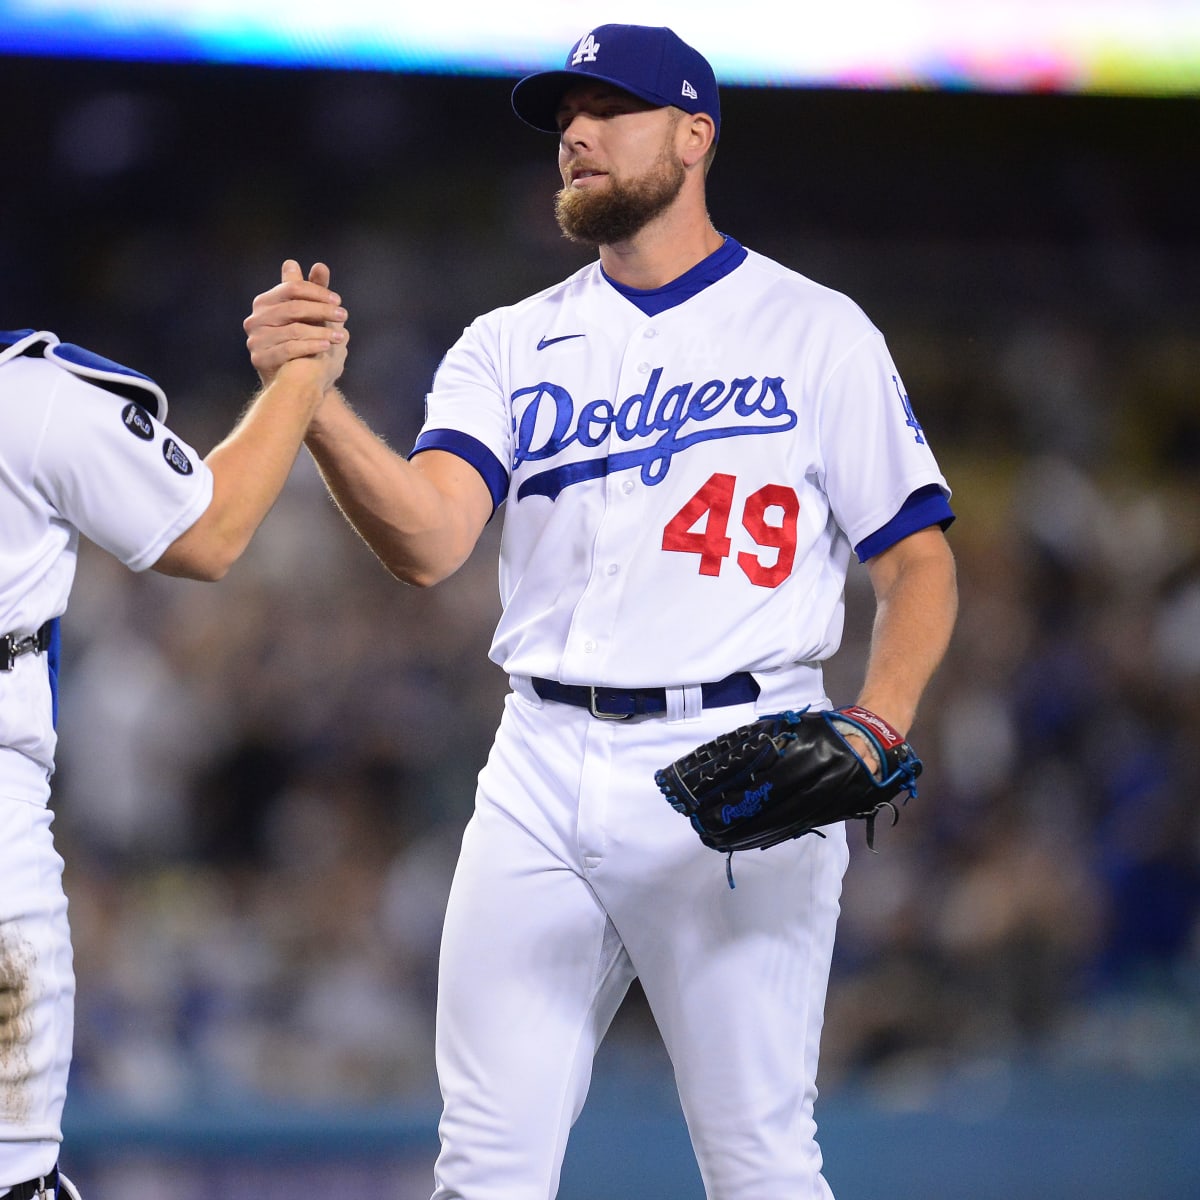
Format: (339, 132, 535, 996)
(410, 429, 509, 513)
(855, 484, 955, 563)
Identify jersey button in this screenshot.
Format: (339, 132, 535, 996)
(644, 328, 657, 339)
(621, 480, 635, 494)
(637, 362, 650, 373)
(606, 563, 619, 575)
(584, 639, 597, 653)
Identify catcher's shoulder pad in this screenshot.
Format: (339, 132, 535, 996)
(0, 328, 168, 420)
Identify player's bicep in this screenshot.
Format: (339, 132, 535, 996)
(410, 448, 496, 548)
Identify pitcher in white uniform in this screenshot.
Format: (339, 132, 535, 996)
(0, 266, 345, 1199)
(246, 25, 958, 1199)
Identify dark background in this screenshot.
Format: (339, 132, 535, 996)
(2, 54, 1199, 1197)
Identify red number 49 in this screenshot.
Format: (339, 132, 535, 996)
(661, 472, 799, 588)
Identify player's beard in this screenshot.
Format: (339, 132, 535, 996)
(555, 147, 687, 246)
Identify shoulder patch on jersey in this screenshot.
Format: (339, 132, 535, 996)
(162, 437, 194, 476)
(121, 401, 156, 441)
(0, 328, 169, 421)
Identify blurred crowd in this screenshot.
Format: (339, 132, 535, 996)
(2, 59, 1197, 1114)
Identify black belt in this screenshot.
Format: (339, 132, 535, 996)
(1, 621, 52, 672)
(531, 672, 759, 720)
(10, 1167, 58, 1200)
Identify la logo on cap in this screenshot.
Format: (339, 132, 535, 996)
(572, 33, 600, 64)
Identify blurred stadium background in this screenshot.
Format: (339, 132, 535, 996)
(1, 3, 1198, 1196)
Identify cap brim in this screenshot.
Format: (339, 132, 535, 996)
(511, 69, 668, 133)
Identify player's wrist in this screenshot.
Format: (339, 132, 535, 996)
(846, 698, 913, 741)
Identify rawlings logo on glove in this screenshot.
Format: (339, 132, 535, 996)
(654, 706, 922, 887)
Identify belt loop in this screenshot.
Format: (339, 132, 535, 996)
(509, 675, 542, 706)
(665, 685, 702, 723)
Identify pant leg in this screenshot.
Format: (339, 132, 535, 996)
(638, 832, 846, 1200)
(431, 695, 636, 1200)
(586, 704, 849, 1200)
(0, 794, 74, 1187)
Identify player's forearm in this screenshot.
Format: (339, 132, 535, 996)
(153, 361, 329, 580)
(856, 528, 958, 736)
(304, 391, 487, 587)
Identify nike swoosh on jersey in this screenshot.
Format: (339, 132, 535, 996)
(536, 333, 586, 351)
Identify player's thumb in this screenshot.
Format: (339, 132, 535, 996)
(280, 258, 303, 283)
(308, 262, 331, 289)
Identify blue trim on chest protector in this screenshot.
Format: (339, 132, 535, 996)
(602, 236, 748, 316)
(1, 329, 168, 420)
(47, 618, 62, 728)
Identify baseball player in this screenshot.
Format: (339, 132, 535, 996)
(247, 25, 958, 1200)
(0, 264, 346, 1200)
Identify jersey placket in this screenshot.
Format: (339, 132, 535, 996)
(557, 326, 658, 685)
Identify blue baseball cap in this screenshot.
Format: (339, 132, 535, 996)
(512, 24, 720, 142)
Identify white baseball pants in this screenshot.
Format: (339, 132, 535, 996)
(0, 791, 73, 1188)
(431, 686, 848, 1200)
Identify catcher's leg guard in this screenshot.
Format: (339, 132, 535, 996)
(5, 1167, 82, 1200)
(56, 1174, 83, 1200)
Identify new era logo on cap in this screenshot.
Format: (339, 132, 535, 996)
(512, 24, 721, 142)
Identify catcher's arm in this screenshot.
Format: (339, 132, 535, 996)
(856, 527, 957, 739)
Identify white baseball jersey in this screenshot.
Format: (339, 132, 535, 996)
(422, 238, 955, 1200)
(414, 238, 952, 692)
(0, 331, 213, 798)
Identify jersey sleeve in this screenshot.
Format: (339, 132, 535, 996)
(854, 483, 955, 562)
(33, 368, 213, 571)
(411, 317, 513, 510)
(817, 328, 951, 553)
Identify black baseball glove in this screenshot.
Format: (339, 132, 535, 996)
(654, 706, 922, 886)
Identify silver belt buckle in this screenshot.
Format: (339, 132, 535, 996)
(588, 686, 632, 720)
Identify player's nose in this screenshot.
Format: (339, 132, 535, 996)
(558, 111, 597, 149)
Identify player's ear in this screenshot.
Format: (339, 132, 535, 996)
(679, 112, 717, 169)
(681, 114, 715, 172)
